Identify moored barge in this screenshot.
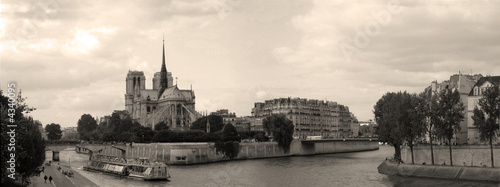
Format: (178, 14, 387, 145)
(83, 154, 170, 181)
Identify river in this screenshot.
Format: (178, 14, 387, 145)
(49, 145, 499, 187)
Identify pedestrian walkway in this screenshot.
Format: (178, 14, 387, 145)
(29, 162, 98, 187)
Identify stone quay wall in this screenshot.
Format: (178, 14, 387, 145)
(401, 145, 500, 167)
(81, 139, 379, 165)
(378, 160, 500, 182)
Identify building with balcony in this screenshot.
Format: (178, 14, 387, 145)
(251, 97, 357, 139)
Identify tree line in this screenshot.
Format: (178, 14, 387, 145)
(1, 90, 45, 186)
(77, 114, 262, 143)
(375, 85, 499, 167)
(77, 112, 295, 157)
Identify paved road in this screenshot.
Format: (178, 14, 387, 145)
(30, 163, 98, 187)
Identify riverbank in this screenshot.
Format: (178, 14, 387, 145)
(377, 160, 500, 183)
(401, 145, 500, 167)
(29, 155, 98, 187)
(79, 139, 379, 165)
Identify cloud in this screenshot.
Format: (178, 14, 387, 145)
(2, 0, 500, 127)
(255, 90, 267, 99)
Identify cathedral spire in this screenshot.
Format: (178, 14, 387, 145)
(161, 35, 167, 80)
(159, 35, 168, 98)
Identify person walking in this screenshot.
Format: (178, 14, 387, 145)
(49, 176, 53, 183)
(44, 175, 47, 183)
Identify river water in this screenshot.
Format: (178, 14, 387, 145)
(50, 145, 499, 187)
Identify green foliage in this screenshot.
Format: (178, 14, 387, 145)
(262, 114, 294, 153)
(1, 90, 45, 185)
(472, 85, 500, 142)
(107, 113, 121, 133)
(434, 87, 465, 166)
(419, 92, 441, 138)
(45, 123, 62, 140)
(154, 121, 169, 131)
(237, 130, 269, 142)
(214, 141, 240, 159)
(374, 91, 426, 161)
(434, 87, 465, 142)
(404, 93, 427, 146)
(472, 85, 500, 167)
(418, 91, 441, 165)
(77, 114, 98, 140)
(131, 126, 156, 143)
(222, 123, 239, 141)
(92, 112, 142, 142)
(190, 115, 224, 132)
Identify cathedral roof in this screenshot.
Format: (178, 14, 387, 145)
(139, 90, 158, 101)
(180, 90, 195, 99)
(159, 86, 188, 101)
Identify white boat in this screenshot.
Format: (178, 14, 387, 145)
(83, 155, 170, 181)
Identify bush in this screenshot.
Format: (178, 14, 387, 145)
(238, 130, 269, 142)
(215, 141, 240, 159)
(222, 123, 240, 142)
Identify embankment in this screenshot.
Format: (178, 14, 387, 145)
(377, 160, 500, 182)
(78, 139, 379, 165)
(401, 145, 500, 167)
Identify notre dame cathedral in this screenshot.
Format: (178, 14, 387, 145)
(125, 39, 201, 130)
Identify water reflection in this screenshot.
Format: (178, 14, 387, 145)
(49, 146, 498, 187)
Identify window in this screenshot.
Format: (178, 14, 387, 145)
(177, 104, 182, 115)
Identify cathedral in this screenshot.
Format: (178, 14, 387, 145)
(125, 39, 201, 130)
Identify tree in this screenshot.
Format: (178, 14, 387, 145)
(222, 123, 239, 141)
(472, 85, 500, 168)
(154, 121, 169, 131)
(435, 87, 465, 166)
(1, 90, 45, 185)
(374, 91, 426, 162)
(100, 113, 122, 142)
(262, 114, 294, 153)
(131, 126, 156, 143)
(419, 91, 440, 165)
(45, 123, 62, 140)
(403, 94, 426, 164)
(214, 141, 240, 159)
(108, 113, 121, 132)
(77, 114, 98, 140)
(374, 92, 406, 161)
(190, 115, 224, 132)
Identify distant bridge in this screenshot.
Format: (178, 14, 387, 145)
(300, 138, 379, 144)
(75, 144, 128, 160)
(45, 144, 78, 161)
(45, 145, 76, 152)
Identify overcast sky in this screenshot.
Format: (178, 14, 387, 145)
(1, 0, 499, 128)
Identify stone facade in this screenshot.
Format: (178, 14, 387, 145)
(424, 73, 483, 145)
(125, 40, 201, 129)
(467, 76, 500, 145)
(251, 98, 358, 139)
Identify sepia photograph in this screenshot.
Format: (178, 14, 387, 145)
(1, 0, 499, 186)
